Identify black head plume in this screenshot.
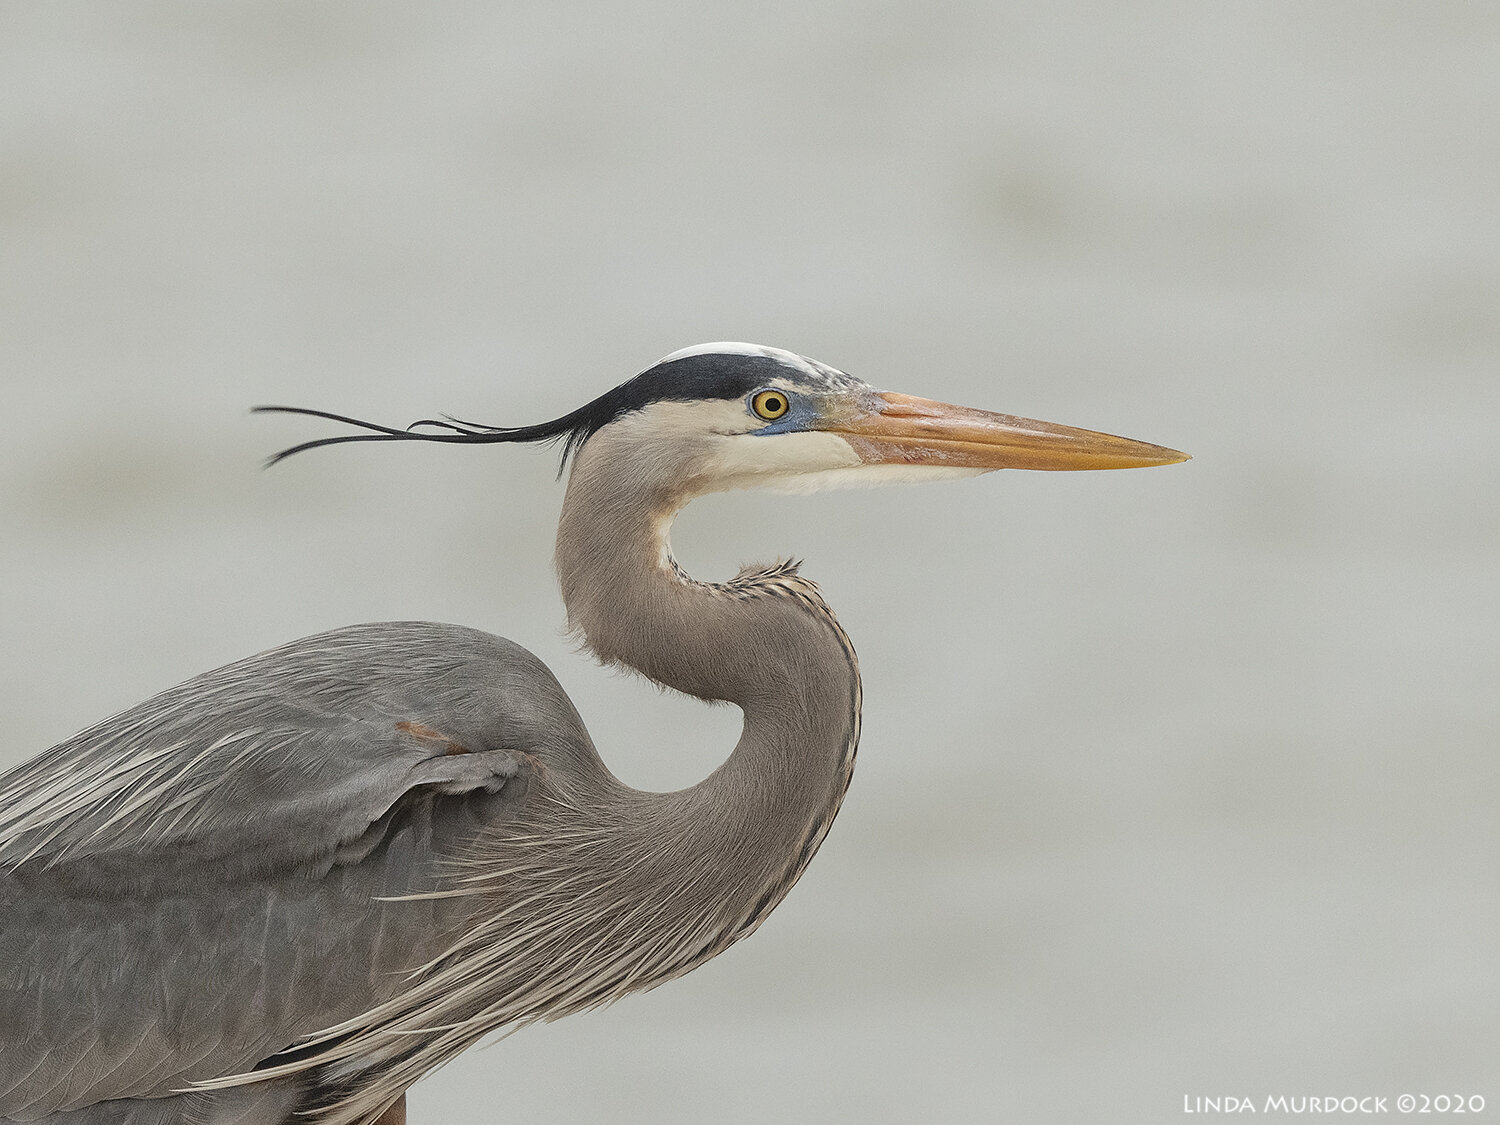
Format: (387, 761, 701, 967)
(253, 404, 592, 471)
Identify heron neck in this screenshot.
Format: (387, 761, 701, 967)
(554, 434, 860, 922)
(555, 439, 855, 709)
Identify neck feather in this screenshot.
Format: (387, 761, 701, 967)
(554, 427, 861, 913)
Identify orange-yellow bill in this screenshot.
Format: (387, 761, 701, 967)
(830, 392, 1189, 472)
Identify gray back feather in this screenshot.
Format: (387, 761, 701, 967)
(0, 623, 587, 1119)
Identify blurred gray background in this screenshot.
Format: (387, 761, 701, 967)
(2, 3, 1496, 1122)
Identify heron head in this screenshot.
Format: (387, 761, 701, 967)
(565, 342, 1189, 497)
(258, 342, 1188, 494)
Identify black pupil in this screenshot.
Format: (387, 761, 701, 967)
(764, 395, 783, 414)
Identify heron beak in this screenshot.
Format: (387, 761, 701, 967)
(829, 392, 1190, 471)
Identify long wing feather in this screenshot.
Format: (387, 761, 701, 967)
(0, 622, 591, 1120)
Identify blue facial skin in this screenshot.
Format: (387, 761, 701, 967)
(745, 389, 820, 436)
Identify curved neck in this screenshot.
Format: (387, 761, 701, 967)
(554, 427, 861, 922)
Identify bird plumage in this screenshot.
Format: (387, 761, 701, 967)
(0, 624, 552, 1120)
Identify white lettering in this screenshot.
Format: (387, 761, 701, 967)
(1261, 1093, 1392, 1114)
(1184, 1095, 1259, 1114)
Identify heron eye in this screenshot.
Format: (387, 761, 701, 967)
(751, 390, 790, 420)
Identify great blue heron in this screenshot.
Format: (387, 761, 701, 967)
(0, 343, 1186, 1125)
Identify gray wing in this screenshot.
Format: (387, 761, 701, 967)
(0, 621, 591, 1120)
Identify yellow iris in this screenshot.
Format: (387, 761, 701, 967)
(751, 390, 790, 420)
